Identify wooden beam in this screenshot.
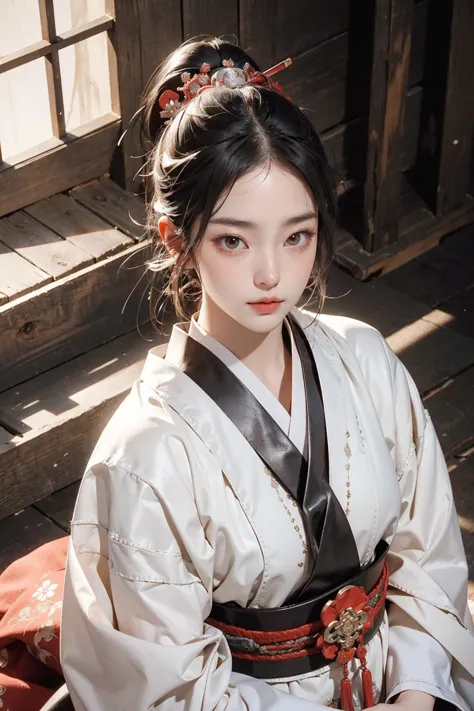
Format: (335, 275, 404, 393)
(108, 0, 143, 192)
(39, 0, 66, 138)
(56, 15, 114, 50)
(0, 40, 51, 74)
(0, 240, 151, 393)
(0, 116, 120, 217)
(414, 0, 474, 216)
(362, 0, 414, 252)
(0, 328, 155, 520)
(183, 0, 238, 40)
(137, 0, 183, 87)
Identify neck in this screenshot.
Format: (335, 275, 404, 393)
(196, 296, 290, 397)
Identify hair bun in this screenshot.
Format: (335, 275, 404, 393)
(140, 36, 260, 144)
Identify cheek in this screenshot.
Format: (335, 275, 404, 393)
(196, 247, 243, 299)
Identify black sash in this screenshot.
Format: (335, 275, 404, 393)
(166, 316, 361, 599)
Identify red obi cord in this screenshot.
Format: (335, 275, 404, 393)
(209, 561, 389, 710)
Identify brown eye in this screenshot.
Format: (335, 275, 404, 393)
(285, 231, 310, 247)
(219, 235, 246, 251)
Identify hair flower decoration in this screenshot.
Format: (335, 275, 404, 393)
(158, 57, 292, 123)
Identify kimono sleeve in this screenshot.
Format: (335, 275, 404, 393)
(60, 453, 324, 711)
(380, 340, 474, 708)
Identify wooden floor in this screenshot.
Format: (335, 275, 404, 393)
(1, 208, 473, 607)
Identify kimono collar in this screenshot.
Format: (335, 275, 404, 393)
(187, 315, 306, 454)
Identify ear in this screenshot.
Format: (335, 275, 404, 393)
(158, 216, 182, 258)
(158, 216, 195, 270)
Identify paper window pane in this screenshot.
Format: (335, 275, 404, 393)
(59, 32, 112, 132)
(0, 0, 43, 57)
(54, 0, 106, 35)
(0, 58, 53, 160)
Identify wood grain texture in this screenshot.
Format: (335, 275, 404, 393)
(70, 178, 146, 241)
(426, 366, 474, 456)
(0, 240, 152, 393)
(137, 0, 183, 89)
(0, 118, 121, 218)
(449, 457, 474, 578)
(0, 507, 64, 572)
(183, 0, 238, 41)
(362, 0, 414, 252)
(0, 242, 51, 301)
(323, 85, 422, 186)
(323, 262, 474, 396)
(0, 211, 93, 279)
(35, 481, 80, 531)
(0, 328, 159, 520)
(239, 0, 350, 70)
(414, 0, 474, 216)
(109, 0, 143, 191)
(25, 193, 133, 259)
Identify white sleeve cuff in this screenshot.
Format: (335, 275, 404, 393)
(385, 607, 468, 710)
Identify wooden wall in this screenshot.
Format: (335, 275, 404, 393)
(132, 0, 427, 185)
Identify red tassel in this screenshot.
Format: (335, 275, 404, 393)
(362, 667, 375, 708)
(357, 643, 375, 708)
(340, 664, 355, 711)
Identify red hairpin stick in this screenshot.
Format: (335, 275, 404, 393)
(262, 58, 292, 79)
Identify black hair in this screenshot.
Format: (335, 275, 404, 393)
(140, 36, 338, 324)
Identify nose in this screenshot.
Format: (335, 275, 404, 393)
(253, 252, 280, 290)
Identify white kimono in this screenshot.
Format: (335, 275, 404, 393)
(60, 309, 474, 711)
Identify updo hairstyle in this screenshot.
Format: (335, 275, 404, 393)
(140, 36, 338, 324)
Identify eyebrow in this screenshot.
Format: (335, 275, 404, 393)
(208, 211, 318, 229)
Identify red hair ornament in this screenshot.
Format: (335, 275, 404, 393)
(159, 57, 292, 121)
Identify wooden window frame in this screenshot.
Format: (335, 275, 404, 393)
(0, 0, 126, 217)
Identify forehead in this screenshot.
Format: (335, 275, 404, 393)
(214, 162, 316, 222)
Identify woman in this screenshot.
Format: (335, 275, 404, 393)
(60, 37, 474, 710)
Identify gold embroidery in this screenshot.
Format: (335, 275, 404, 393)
(265, 467, 308, 567)
(344, 431, 352, 515)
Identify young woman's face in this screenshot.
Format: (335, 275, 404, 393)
(194, 162, 319, 333)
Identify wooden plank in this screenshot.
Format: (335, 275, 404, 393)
(0, 240, 152, 393)
(408, 0, 428, 86)
(183, 0, 238, 40)
(386, 318, 474, 397)
(382, 257, 464, 309)
(0, 211, 93, 279)
(0, 243, 51, 301)
(109, 0, 143, 192)
(424, 292, 474, 341)
(334, 185, 474, 280)
(0, 328, 160, 520)
(449, 457, 474, 580)
(239, 0, 350, 71)
(362, 0, 414, 252)
(324, 264, 474, 395)
(0, 117, 121, 217)
(414, 0, 474, 216)
(136, 0, 182, 88)
(425, 366, 474, 457)
(325, 264, 427, 338)
(70, 178, 146, 241)
(323, 85, 422, 187)
(35, 481, 80, 531)
(0, 507, 64, 572)
(25, 194, 133, 259)
(418, 223, 474, 293)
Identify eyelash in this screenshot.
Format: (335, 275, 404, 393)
(212, 230, 316, 255)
